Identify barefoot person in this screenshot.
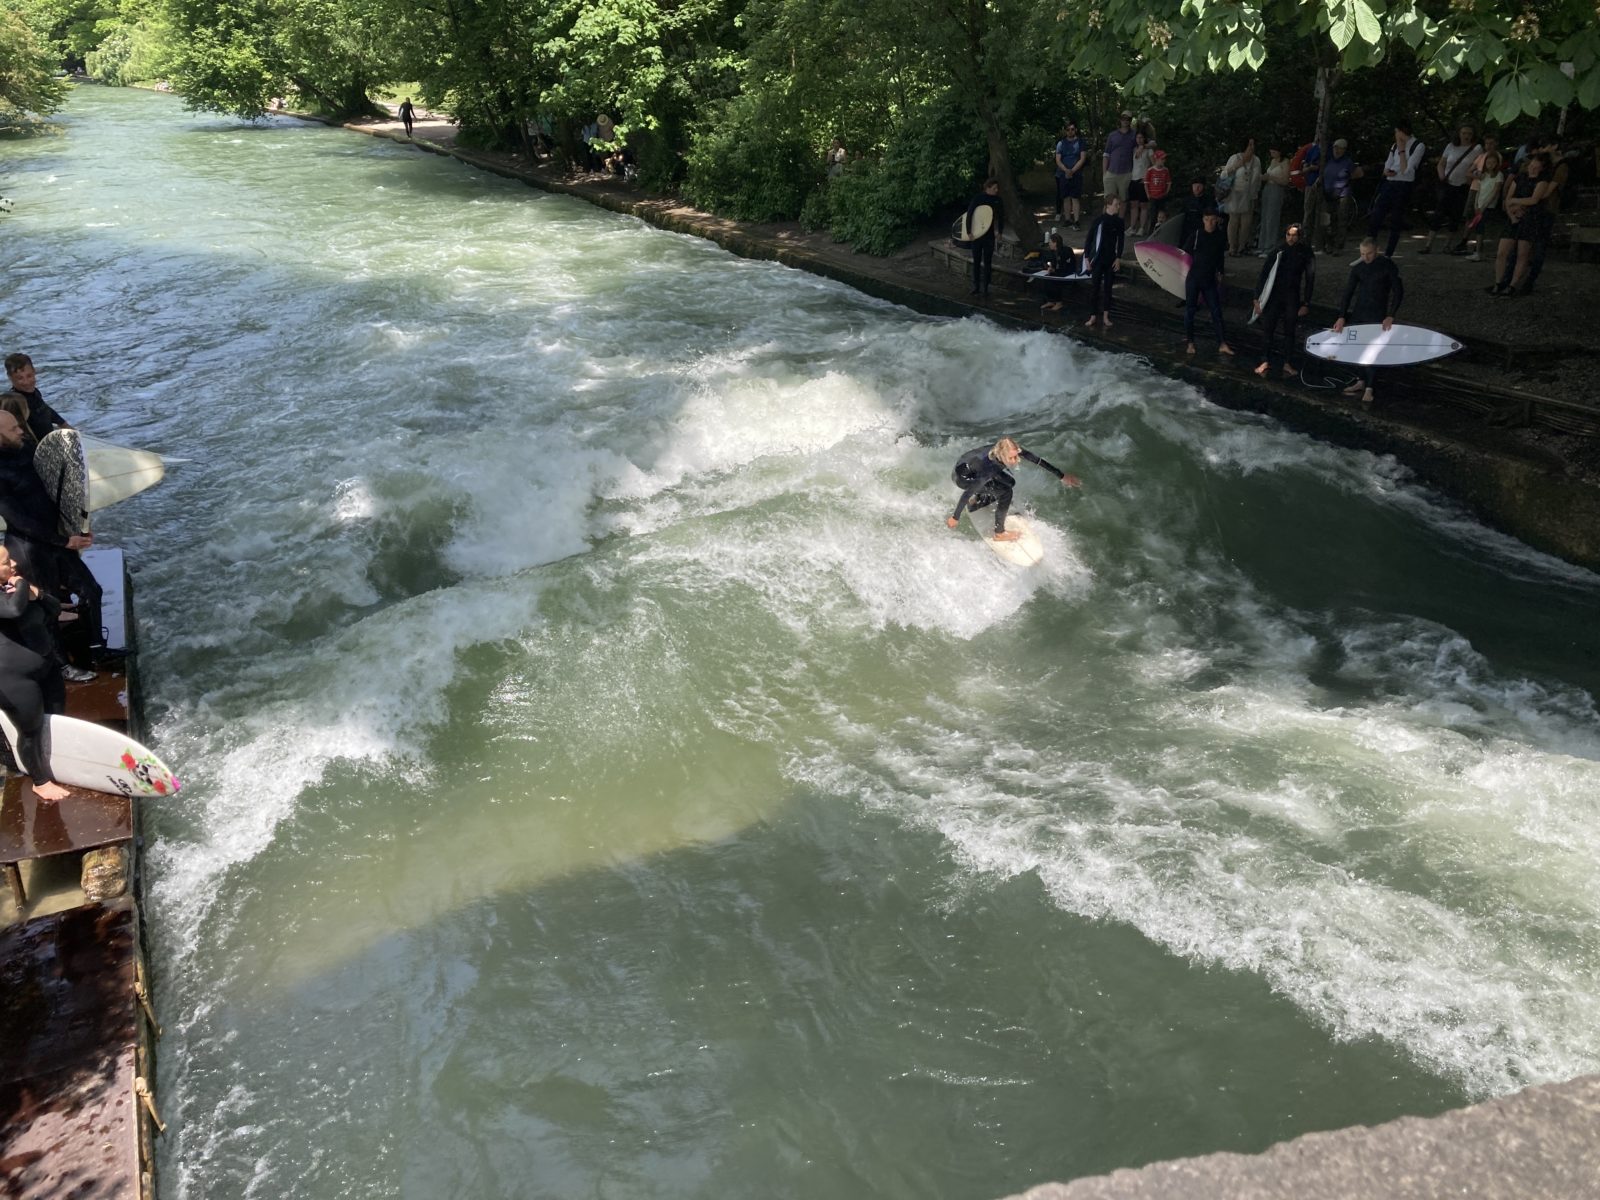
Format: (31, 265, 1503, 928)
(398, 97, 416, 137)
(1184, 208, 1235, 358)
(1083, 195, 1125, 330)
(946, 437, 1081, 543)
(1252, 222, 1315, 379)
(1333, 238, 1404, 406)
(0, 545, 71, 802)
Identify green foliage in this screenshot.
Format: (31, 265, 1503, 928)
(681, 92, 820, 221)
(0, 8, 70, 123)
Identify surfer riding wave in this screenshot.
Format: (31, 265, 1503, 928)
(946, 438, 1081, 542)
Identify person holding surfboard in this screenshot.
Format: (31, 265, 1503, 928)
(964, 180, 1003, 298)
(945, 438, 1080, 543)
(1252, 223, 1315, 379)
(0, 543, 71, 802)
(1333, 238, 1404, 406)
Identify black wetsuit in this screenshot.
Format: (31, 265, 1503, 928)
(965, 193, 1003, 295)
(951, 445, 1066, 534)
(1084, 212, 1125, 315)
(1184, 225, 1229, 345)
(1035, 243, 1079, 304)
(1339, 255, 1404, 388)
(0, 580, 64, 784)
(1255, 241, 1316, 371)
(9, 387, 69, 445)
(0, 443, 101, 664)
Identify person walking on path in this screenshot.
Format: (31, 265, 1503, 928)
(1054, 122, 1088, 228)
(1368, 120, 1425, 257)
(1257, 147, 1291, 255)
(1222, 138, 1262, 256)
(1185, 208, 1235, 357)
(965, 179, 1003, 298)
(398, 97, 416, 137)
(1334, 238, 1404, 406)
(1252, 223, 1315, 379)
(1102, 112, 1138, 206)
(1082, 196, 1126, 330)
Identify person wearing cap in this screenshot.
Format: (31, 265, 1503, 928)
(1184, 208, 1235, 357)
(1367, 119, 1426, 256)
(1054, 121, 1088, 229)
(1102, 111, 1137, 205)
(1141, 149, 1172, 236)
(1321, 138, 1362, 252)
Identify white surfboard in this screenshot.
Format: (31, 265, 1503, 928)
(1304, 324, 1464, 367)
(953, 205, 994, 245)
(0, 709, 180, 798)
(82, 434, 167, 511)
(1135, 240, 1190, 300)
(966, 509, 1044, 567)
(1148, 213, 1185, 246)
(1249, 253, 1280, 326)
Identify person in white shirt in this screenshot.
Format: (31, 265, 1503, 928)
(1422, 122, 1482, 255)
(1221, 137, 1263, 256)
(1367, 119, 1425, 257)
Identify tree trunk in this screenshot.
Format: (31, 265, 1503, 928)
(1313, 64, 1341, 173)
(976, 93, 1041, 250)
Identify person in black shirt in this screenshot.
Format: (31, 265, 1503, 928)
(1334, 237, 1404, 405)
(1252, 223, 1316, 378)
(946, 437, 1081, 542)
(1184, 208, 1235, 357)
(965, 179, 1004, 298)
(398, 97, 416, 137)
(1082, 196, 1125, 330)
(0, 543, 70, 801)
(1034, 231, 1080, 313)
(2, 354, 71, 445)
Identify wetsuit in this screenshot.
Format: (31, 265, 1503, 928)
(0, 443, 101, 665)
(1083, 211, 1125, 316)
(1035, 243, 1079, 305)
(1339, 255, 1404, 390)
(1184, 224, 1229, 345)
(0, 579, 64, 785)
(965, 192, 1003, 296)
(950, 445, 1066, 534)
(7, 386, 69, 445)
(1255, 240, 1316, 372)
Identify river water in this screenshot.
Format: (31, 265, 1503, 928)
(5, 87, 1600, 1199)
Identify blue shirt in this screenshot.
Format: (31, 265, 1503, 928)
(1055, 137, 1085, 178)
(1299, 143, 1322, 188)
(1322, 154, 1354, 198)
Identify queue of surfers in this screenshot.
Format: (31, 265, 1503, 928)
(965, 186, 1404, 408)
(0, 353, 109, 802)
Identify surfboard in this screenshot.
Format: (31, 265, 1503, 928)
(1148, 213, 1185, 246)
(953, 205, 994, 245)
(34, 428, 90, 538)
(0, 709, 180, 797)
(1304, 324, 1464, 367)
(1248, 253, 1280, 326)
(81, 434, 167, 511)
(1135, 240, 1190, 300)
(966, 508, 1044, 567)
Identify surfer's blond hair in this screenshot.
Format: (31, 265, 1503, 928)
(991, 437, 1020, 461)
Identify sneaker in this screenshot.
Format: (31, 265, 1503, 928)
(62, 664, 97, 683)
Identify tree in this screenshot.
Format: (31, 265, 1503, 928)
(0, 8, 69, 124)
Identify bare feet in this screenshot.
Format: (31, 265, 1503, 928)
(1281, 364, 1296, 378)
(34, 780, 69, 802)
(1102, 315, 1113, 328)
(993, 530, 1021, 543)
(1185, 342, 1196, 356)
(1342, 381, 1365, 396)
(1042, 301, 1062, 312)
(1254, 362, 1269, 376)
(1361, 387, 1375, 406)
(1219, 344, 1235, 356)
(1083, 316, 1098, 328)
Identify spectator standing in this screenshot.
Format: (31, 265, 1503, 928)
(1257, 146, 1291, 255)
(1464, 150, 1505, 262)
(1222, 138, 1262, 257)
(1321, 138, 1362, 251)
(1127, 131, 1155, 236)
(1179, 178, 1210, 251)
(828, 138, 847, 179)
(1083, 195, 1126, 330)
(1142, 149, 1172, 236)
(1252, 223, 1316, 379)
(1470, 135, 1500, 183)
(1368, 119, 1426, 256)
(1184, 208, 1235, 357)
(1102, 112, 1138, 206)
(1422, 123, 1481, 254)
(398, 97, 416, 137)
(1490, 152, 1555, 297)
(1054, 122, 1088, 229)
(1334, 239, 1404, 405)
(1292, 138, 1323, 238)
(965, 179, 1004, 298)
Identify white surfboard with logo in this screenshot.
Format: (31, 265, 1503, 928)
(0, 710, 181, 798)
(1305, 324, 1463, 366)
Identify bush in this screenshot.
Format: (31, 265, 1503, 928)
(682, 92, 820, 222)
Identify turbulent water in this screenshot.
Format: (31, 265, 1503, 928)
(4, 87, 1600, 1199)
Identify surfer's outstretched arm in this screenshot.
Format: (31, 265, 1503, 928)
(1020, 449, 1083, 488)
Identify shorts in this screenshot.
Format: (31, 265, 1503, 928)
(1128, 180, 1148, 203)
(1104, 172, 1131, 201)
(1056, 173, 1083, 200)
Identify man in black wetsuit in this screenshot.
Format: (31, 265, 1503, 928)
(1333, 237, 1404, 406)
(1082, 195, 1125, 330)
(965, 179, 1003, 298)
(3, 354, 72, 445)
(1184, 208, 1234, 358)
(945, 437, 1081, 542)
(1252, 223, 1316, 379)
(0, 411, 96, 682)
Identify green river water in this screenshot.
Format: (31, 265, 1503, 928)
(3, 87, 1600, 1199)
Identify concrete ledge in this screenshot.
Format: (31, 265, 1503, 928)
(1001, 1073, 1600, 1200)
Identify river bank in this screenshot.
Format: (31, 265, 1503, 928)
(335, 106, 1600, 574)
